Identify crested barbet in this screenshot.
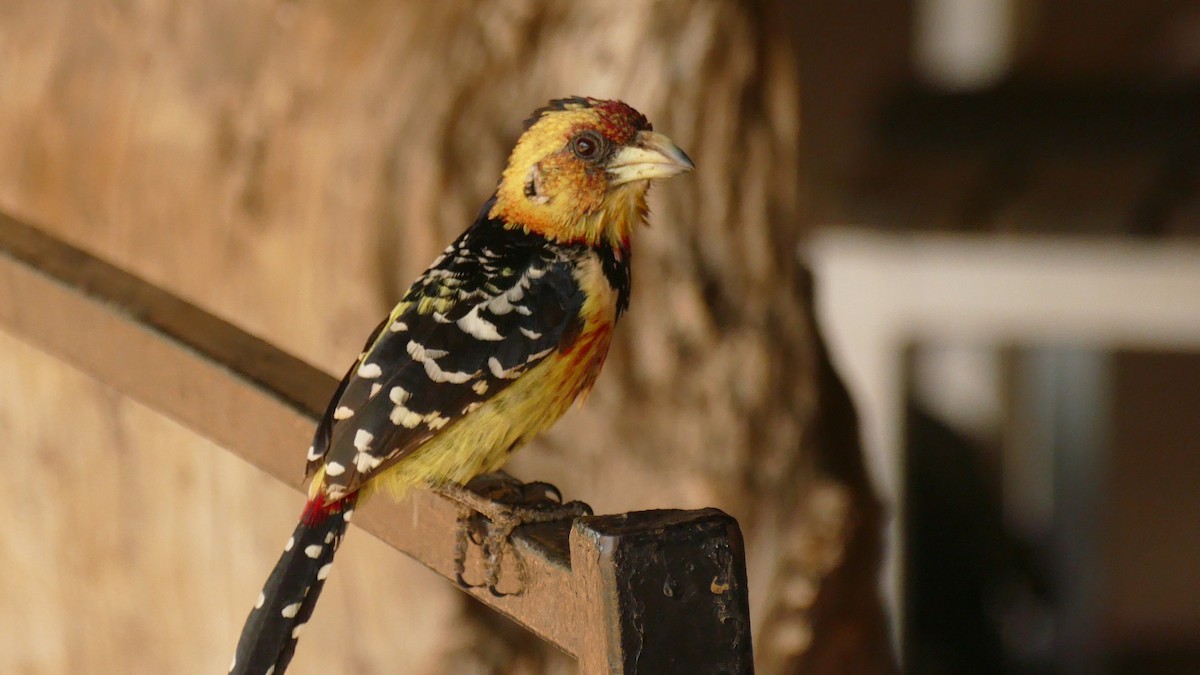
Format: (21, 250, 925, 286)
(229, 97, 693, 674)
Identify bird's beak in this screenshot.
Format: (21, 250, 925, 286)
(607, 130, 695, 186)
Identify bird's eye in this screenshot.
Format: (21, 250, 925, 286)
(570, 131, 606, 161)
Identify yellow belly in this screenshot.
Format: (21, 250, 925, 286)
(364, 335, 606, 499)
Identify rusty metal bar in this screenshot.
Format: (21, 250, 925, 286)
(0, 210, 753, 673)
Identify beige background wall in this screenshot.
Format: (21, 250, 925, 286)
(0, 2, 889, 673)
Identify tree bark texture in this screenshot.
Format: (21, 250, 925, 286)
(0, 1, 893, 672)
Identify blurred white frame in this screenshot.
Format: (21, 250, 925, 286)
(805, 228, 1200, 647)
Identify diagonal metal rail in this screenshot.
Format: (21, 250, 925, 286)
(0, 210, 753, 674)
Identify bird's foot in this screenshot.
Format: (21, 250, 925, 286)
(435, 473, 592, 597)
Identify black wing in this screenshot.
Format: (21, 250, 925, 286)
(306, 214, 585, 497)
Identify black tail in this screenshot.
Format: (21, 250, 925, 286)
(230, 495, 357, 675)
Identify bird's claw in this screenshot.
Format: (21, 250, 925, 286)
(437, 474, 592, 596)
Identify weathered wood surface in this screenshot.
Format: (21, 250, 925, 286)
(0, 1, 891, 672)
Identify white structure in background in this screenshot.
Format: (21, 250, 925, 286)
(805, 228, 1200, 646)
(914, 0, 1019, 89)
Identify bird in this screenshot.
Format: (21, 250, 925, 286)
(229, 97, 693, 674)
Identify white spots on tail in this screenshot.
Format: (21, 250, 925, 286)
(255, 592, 265, 609)
(407, 340, 448, 363)
(488, 357, 524, 379)
(281, 603, 301, 618)
(284, 536, 295, 551)
(357, 362, 382, 378)
(409, 340, 475, 383)
(432, 311, 451, 324)
(389, 386, 411, 404)
(390, 404, 423, 429)
(424, 411, 451, 430)
(458, 304, 503, 341)
(343, 509, 354, 523)
(291, 624, 306, 639)
(528, 347, 555, 362)
(389, 320, 408, 333)
(266, 666, 276, 675)
(354, 450, 383, 472)
(485, 266, 539, 317)
(324, 532, 335, 544)
(317, 563, 333, 581)
(333, 406, 355, 420)
(493, 344, 551, 374)
(472, 380, 489, 395)
(304, 544, 322, 559)
(487, 293, 516, 316)
(519, 327, 542, 340)
(369, 383, 382, 397)
(391, 402, 448, 429)
(307, 445, 322, 461)
(229, 655, 236, 673)
(325, 462, 346, 477)
(423, 359, 476, 384)
(353, 429, 374, 451)
(463, 402, 482, 414)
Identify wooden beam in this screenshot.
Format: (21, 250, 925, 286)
(0, 211, 753, 673)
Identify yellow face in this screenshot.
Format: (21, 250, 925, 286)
(490, 98, 693, 247)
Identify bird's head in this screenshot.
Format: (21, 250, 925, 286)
(490, 97, 694, 248)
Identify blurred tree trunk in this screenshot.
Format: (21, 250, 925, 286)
(0, 1, 893, 673)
